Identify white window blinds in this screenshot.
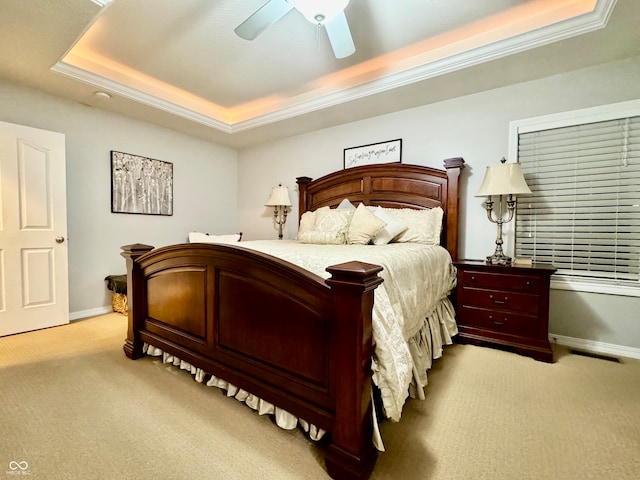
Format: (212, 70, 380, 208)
(515, 116, 640, 290)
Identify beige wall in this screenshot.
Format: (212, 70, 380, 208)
(0, 79, 238, 316)
(237, 55, 640, 352)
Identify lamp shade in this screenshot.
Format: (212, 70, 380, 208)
(475, 162, 532, 197)
(265, 184, 291, 207)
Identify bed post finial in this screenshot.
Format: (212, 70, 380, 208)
(443, 158, 465, 261)
(121, 243, 154, 359)
(296, 176, 312, 222)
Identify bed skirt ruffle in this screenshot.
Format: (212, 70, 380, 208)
(140, 296, 456, 452)
(372, 296, 457, 420)
(408, 296, 457, 400)
(142, 343, 327, 443)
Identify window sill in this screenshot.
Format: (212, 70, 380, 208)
(551, 278, 640, 298)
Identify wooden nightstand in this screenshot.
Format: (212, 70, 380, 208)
(453, 260, 556, 362)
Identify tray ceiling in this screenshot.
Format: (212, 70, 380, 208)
(1, 0, 637, 147)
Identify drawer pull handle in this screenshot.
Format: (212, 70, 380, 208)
(489, 295, 509, 305)
(489, 315, 509, 326)
(471, 276, 477, 283)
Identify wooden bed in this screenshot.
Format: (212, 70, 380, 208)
(121, 159, 464, 480)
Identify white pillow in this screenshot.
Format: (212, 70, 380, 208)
(383, 207, 444, 245)
(310, 208, 353, 244)
(372, 206, 408, 245)
(337, 198, 356, 210)
(188, 232, 241, 244)
(296, 206, 330, 239)
(348, 203, 386, 245)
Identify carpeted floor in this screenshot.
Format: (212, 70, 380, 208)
(1, 313, 639, 479)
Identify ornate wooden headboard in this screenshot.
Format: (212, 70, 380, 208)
(296, 159, 465, 260)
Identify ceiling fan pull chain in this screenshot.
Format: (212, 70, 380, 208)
(316, 23, 321, 51)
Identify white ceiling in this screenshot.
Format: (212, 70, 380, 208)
(1, 0, 639, 148)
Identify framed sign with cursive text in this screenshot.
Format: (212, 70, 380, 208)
(343, 139, 402, 169)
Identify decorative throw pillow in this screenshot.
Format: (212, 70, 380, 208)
(296, 206, 329, 239)
(337, 198, 356, 210)
(347, 203, 387, 245)
(385, 207, 444, 245)
(313, 208, 353, 244)
(372, 206, 409, 245)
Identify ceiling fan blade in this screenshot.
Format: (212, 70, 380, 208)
(324, 11, 355, 59)
(234, 0, 294, 41)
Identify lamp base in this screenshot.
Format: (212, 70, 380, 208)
(486, 253, 512, 265)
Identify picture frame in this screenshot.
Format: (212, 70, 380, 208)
(111, 151, 173, 216)
(343, 138, 402, 169)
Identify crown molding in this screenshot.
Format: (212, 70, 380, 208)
(53, 0, 617, 135)
(51, 61, 234, 133)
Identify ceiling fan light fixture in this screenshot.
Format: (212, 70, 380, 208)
(289, 0, 350, 25)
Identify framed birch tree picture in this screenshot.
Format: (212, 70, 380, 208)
(111, 151, 173, 216)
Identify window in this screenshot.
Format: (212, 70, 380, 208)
(509, 100, 640, 296)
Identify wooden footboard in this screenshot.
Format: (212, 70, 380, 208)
(121, 160, 465, 479)
(121, 243, 383, 480)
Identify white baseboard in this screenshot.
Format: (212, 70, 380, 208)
(70, 306, 113, 322)
(550, 333, 640, 360)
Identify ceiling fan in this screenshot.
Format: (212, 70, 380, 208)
(234, 0, 356, 59)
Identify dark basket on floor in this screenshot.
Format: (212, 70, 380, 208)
(105, 274, 128, 315)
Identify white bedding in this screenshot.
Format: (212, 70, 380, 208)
(234, 240, 458, 422)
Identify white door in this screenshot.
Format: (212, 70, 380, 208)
(0, 121, 69, 336)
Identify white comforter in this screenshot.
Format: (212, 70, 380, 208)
(234, 240, 457, 421)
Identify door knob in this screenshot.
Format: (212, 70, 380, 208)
(55, 236, 65, 244)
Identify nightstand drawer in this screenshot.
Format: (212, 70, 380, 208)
(458, 306, 539, 337)
(460, 287, 539, 314)
(461, 270, 540, 293)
